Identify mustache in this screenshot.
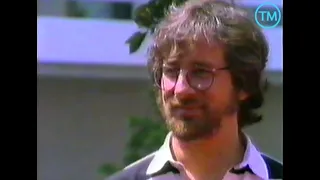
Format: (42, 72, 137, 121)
(169, 99, 204, 109)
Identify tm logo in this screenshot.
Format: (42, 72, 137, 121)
(255, 2, 282, 29)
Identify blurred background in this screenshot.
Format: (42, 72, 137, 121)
(37, 0, 283, 180)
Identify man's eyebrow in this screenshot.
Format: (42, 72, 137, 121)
(163, 60, 215, 68)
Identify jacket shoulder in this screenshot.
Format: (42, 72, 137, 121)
(261, 154, 283, 179)
(106, 152, 156, 180)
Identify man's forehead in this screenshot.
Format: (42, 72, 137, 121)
(165, 58, 214, 68)
(164, 42, 225, 67)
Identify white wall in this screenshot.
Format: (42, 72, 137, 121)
(37, 77, 282, 180)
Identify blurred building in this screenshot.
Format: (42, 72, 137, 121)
(37, 0, 283, 180)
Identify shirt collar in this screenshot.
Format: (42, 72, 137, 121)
(146, 132, 269, 179)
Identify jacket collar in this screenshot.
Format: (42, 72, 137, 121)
(146, 132, 269, 179)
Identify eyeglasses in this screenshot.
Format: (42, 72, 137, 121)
(153, 65, 229, 91)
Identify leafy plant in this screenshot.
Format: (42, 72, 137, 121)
(98, 88, 168, 178)
(66, 1, 88, 18)
(125, 0, 187, 53)
(98, 116, 168, 176)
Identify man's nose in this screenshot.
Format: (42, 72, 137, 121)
(174, 73, 196, 97)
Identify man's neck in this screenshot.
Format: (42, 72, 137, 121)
(171, 121, 245, 180)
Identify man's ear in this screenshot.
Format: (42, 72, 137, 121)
(238, 90, 249, 101)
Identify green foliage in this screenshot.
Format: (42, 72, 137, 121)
(125, 0, 187, 54)
(125, 31, 147, 54)
(98, 89, 168, 178)
(98, 164, 122, 177)
(124, 117, 168, 164)
(66, 1, 88, 18)
(99, 116, 168, 178)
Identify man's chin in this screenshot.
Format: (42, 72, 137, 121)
(165, 116, 221, 141)
(172, 130, 214, 142)
(169, 124, 218, 142)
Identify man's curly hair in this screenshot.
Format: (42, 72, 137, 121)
(147, 0, 269, 128)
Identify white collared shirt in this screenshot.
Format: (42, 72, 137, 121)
(108, 132, 283, 180)
(144, 132, 276, 180)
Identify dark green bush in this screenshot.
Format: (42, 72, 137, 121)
(98, 116, 168, 177)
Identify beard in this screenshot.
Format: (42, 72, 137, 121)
(162, 97, 238, 142)
(165, 106, 220, 142)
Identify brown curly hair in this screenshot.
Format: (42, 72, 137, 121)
(147, 0, 269, 128)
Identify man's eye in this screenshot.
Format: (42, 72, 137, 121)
(192, 69, 211, 78)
